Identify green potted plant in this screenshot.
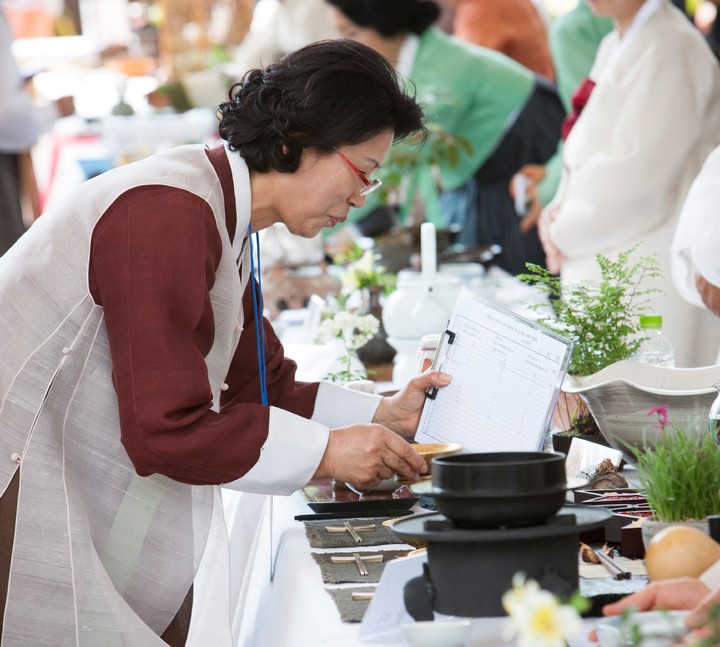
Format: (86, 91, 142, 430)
(517, 244, 662, 449)
(635, 405, 720, 546)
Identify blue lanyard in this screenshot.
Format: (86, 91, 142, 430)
(247, 224, 268, 407)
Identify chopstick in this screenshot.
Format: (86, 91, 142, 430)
(593, 548, 632, 580)
(330, 554, 384, 564)
(324, 524, 376, 533)
(344, 521, 364, 544)
(353, 553, 368, 576)
(352, 591, 374, 601)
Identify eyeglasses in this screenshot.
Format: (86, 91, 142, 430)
(333, 147, 382, 196)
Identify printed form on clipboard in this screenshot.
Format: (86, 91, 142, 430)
(415, 288, 573, 453)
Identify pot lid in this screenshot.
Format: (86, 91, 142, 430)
(389, 506, 612, 543)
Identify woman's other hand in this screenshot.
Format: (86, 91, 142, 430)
(510, 164, 546, 234)
(696, 274, 720, 317)
(587, 578, 711, 642)
(372, 370, 451, 437)
(538, 205, 564, 274)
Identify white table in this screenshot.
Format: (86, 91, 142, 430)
(221, 491, 601, 647)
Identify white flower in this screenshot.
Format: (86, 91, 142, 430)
(502, 574, 584, 647)
(316, 311, 379, 352)
(340, 270, 359, 295)
(338, 250, 388, 295)
(355, 250, 379, 276)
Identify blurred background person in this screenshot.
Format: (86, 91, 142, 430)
(0, 4, 73, 256)
(449, 0, 555, 80)
(1, 0, 61, 38)
(510, 0, 613, 240)
(672, 144, 720, 329)
(232, 0, 338, 73)
(549, 0, 614, 115)
(325, 0, 565, 276)
(538, 0, 720, 367)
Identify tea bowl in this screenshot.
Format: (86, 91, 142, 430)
(400, 619, 472, 647)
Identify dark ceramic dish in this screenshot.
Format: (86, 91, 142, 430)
(430, 451, 568, 528)
(432, 451, 566, 496)
(432, 487, 567, 528)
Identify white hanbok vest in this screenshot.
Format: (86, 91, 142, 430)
(0, 145, 245, 645)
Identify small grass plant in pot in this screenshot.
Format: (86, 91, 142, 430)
(517, 244, 662, 448)
(636, 405, 720, 550)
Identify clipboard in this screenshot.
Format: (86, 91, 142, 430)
(416, 288, 573, 453)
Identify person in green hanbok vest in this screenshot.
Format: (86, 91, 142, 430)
(326, 0, 565, 275)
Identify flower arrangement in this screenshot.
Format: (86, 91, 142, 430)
(315, 310, 380, 384)
(335, 245, 396, 297)
(636, 406, 720, 523)
(502, 573, 589, 647)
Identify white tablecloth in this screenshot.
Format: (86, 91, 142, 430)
(218, 491, 600, 647)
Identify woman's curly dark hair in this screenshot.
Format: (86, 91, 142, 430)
(325, 0, 440, 37)
(217, 39, 425, 173)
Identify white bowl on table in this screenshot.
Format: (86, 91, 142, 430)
(401, 619, 472, 647)
(562, 360, 719, 460)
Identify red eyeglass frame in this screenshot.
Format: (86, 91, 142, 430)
(333, 147, 382, 196)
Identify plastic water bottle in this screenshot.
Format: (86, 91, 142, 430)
(708, 380, 720, 446)
(633, 315, 675, 367)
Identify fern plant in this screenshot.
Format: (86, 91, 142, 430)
(518, 245, 663, 437)
(517, 245, 663, 377)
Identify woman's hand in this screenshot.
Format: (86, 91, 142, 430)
(313, 423, 427, 490)
(587, 578, 711, 642)
(681, 586, 720, 643)
(372, 370, 451, 437)
(510, 165, 547, 234)
(696, 274, 720, 317)
(538, 205, 564, 274)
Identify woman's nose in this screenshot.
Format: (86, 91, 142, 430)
(348, 188, 366, 209)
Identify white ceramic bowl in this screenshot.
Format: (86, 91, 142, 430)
(400, 619, 472, 647)
(562, 360, 719, 459)
(595, 610, 688, 647)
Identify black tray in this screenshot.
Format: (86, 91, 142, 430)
(300, 479, 419, 514)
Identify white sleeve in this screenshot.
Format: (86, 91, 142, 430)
(700, 559, 720, 592)
(221, 406, 329, 495)
(310, 380, 382, 429)
(220, 383, 381, 495)
(671, 146, 720, 307)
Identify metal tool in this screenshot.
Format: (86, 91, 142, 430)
(593, 548, 632, 580)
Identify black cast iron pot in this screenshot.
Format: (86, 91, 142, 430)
(431, 451, 567, 528)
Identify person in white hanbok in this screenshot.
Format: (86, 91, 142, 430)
(672, 145, 720, 331)
(539, 0, 720, 367)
